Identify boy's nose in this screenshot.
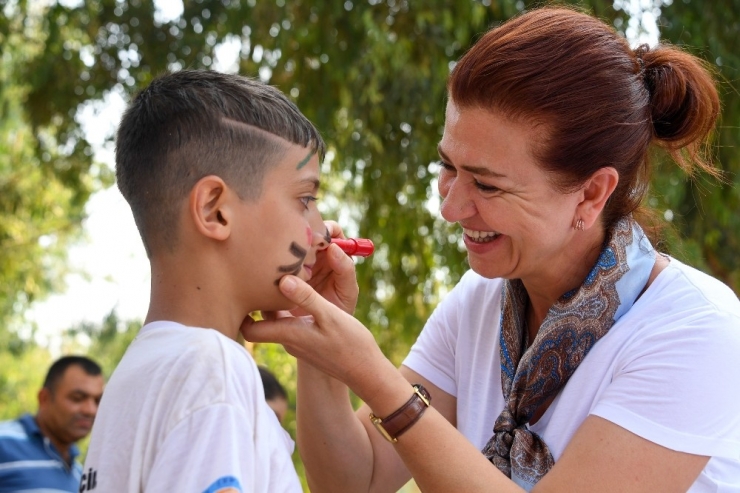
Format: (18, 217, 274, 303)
(312, 229, 330, 249)
(309, 214, 330, 249)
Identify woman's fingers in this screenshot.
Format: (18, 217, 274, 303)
(306, 242, 359, 315)
(243, 275, 329, 345)
(278, 275, 328, 317)
(324, 220, 345, 239)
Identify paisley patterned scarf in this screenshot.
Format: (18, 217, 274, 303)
(481, 218, 656, 489)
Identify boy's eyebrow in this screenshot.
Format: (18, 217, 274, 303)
(300, 178, 321, 191)
(437, 145, 508, 179)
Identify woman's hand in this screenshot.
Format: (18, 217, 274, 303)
(242, 274, 389, 403)
(303, 220, 359, 315)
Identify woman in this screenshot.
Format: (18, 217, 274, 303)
(244, 6, 740, 492)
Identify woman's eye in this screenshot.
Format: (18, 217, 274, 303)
(475, 181, 500, 193)
(439, 161, 456, 173)
(300, 196, 318, 209)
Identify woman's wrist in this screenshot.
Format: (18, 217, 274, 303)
(370, 384, 431, 443)
(355, 359, 417, 418)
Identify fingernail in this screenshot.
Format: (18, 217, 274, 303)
(281, 276, 297, 292)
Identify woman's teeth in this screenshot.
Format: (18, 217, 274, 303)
(463, 228, 501, 243)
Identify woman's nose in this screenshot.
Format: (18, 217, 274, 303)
(439, 177, 476, 223)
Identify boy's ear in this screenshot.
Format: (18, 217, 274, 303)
(189, 175, 233, 241)
(577, 167, 619, 229)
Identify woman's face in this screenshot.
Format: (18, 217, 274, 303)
(437, 101, 582, 283)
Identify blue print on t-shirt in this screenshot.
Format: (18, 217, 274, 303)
(202, 475, 242, 493)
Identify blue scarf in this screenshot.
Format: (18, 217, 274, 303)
(482, 218, 655, 488)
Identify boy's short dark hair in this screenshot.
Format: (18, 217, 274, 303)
(42, 356, 102, 395)
(115, 70, 326, 256)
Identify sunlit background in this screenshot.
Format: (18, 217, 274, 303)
(26, 0, 665, 352)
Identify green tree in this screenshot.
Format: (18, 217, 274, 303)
(0, 0, 112, 335)
(61, 310, 141, 379)
(653, 0, 740, 289)
(0, 343, 51, 421)
(3, 0, 738, 360)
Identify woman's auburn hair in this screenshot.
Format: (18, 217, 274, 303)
(448, 6, 720, 234)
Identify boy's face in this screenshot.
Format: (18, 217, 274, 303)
(233, 144, 328, 311)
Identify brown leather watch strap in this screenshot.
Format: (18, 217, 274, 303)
(370, 384, 431, 443)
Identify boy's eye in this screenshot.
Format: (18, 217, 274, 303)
(299, 196, 318, 209)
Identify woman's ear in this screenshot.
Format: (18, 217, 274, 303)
(189, 175, 233, 241)
(577, 167, 619, 229)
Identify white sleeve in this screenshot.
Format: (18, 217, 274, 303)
(143, 403, 261, 493)
(592, 308, 740, 459)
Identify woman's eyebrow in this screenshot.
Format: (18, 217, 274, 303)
(437, 145, 508, 178)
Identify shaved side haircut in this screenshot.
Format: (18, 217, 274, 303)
(115, 70, 326, 256)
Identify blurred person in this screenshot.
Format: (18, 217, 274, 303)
(0, 355, 104, 492)
(258, 366, 289, 424)
(244, 6, 740, 492)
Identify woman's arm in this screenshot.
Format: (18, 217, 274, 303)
(296, 363, 458, 492)
(245, 275, 525, 492)
(535, 416, 709, 492)
(245, 275, 712, 492)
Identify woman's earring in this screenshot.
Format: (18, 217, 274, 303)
(574, 218, 585, 231)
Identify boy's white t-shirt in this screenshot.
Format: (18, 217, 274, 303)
(404, 258, 740, 491)
(83, 321, 301, 493)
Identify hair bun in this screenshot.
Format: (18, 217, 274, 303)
(633, 43, 650, 77)
(635, 43, 718, 146)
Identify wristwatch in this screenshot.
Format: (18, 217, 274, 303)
(369, 384, 431, 443)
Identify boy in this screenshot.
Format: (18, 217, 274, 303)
(83, 70, 343, 492)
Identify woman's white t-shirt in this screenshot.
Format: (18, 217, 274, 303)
(404, 258, 740, 491)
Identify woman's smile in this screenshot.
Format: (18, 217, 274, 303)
(463, 228, 501, 243)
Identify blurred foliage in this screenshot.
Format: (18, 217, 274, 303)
(654, 0, 740, 289)
(1, 0, 737, 353)
(61, 310, 141, 379)
(0, 2, 112, 334)
(0, 0, 737, 489)
(0, 343, 50, 420)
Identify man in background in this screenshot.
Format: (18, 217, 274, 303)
(0, 355, 104, 492)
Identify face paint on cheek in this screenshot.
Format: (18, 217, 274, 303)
(323, 228, 331, 245)
(274, 242, 308, 285)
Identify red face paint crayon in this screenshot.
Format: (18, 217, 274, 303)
(331, 238, 375, 257)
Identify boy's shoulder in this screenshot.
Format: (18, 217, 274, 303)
(137, 320, 254, 365)
(92, 322, 265, 454)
